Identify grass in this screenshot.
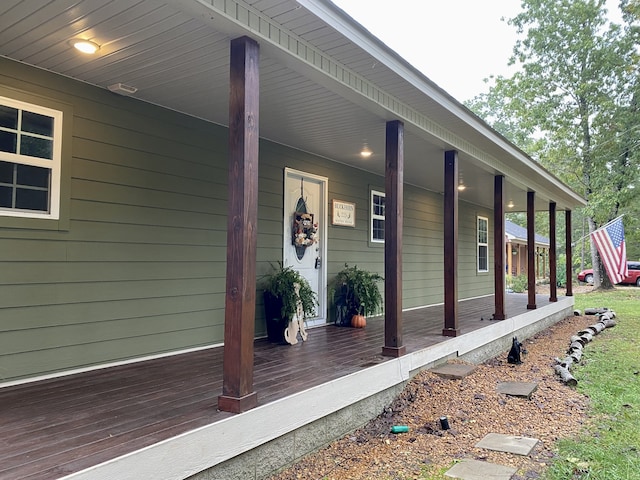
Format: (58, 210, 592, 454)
(542, 287, 640, 480)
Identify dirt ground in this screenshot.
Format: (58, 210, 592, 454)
(268, 285, 599, 480)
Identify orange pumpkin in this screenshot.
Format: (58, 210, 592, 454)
(351, 314, 366, 328)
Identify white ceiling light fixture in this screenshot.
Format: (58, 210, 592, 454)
(107, 83, 138, 96)
(70, 39, 100, 54)
(507, 201, 515, 208)
(457, 171, 466, 191)
(360, 144, 372, 158)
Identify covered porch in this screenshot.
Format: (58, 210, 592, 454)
(1, 293, 573, 480)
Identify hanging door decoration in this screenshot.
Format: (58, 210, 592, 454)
(292, 178, 318, 260)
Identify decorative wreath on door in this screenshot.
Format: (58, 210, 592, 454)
(292, 179, 318, 260)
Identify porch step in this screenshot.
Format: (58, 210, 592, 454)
(444, 459, 517, 479)
(497, 381, 538, 399)
(429, 362, 477, 379)
(475, 433, 540, 455)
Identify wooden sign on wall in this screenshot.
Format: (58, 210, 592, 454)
(332, 199, 355, 227)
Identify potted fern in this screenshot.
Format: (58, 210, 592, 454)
(332, 263, 383, 328)
(263, 263, 318, 343)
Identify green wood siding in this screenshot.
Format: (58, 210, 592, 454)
(458, 204, 494, 299)
(1, 59, 228, 381)
(0, 58, 493, 383)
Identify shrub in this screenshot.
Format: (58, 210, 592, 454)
(508, 274, 528, 293)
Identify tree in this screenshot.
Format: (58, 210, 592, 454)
(466, 0, 640, 288)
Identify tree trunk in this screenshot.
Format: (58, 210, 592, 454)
(587, 217, 615, 289)
(587, 217, 602, 288)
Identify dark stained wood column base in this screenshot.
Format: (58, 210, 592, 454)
(442, 328, 459, 337)
(549, 296, 558, 302)
(218, 391, 258, 414)
(492, 313, 506, 320)
(381, 346, 407, 357)
(527, 304, 537, 310)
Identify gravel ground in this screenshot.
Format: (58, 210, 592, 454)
(268, 286, 599, 480)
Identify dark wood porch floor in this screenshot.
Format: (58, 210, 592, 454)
(0, 294, 555, 480)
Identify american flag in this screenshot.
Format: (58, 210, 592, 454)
(590, 217, 628, 284)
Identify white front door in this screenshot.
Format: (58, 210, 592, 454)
(283, 168, 327, 326)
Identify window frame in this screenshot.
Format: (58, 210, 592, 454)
(370, 189, 385, 244)
(0, 95, 63, 220)
(477, 216, 489, 273)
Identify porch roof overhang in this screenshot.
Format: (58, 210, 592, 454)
(506, 221, 550, 247)
(0, 0, 586, 212)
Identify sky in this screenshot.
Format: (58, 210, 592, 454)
(330, 0, 521, 102)
(331, 0, 622, 103)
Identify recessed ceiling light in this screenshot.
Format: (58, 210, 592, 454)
(70, 39, 100, 54)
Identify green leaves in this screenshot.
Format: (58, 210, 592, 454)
(332, 263, 384, 317)
(467, 0, 640, 280)
(263, 263, 318, 320)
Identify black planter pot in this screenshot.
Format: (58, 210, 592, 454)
(263, 291, 288, 343)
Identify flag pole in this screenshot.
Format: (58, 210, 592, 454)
(571, 214, 625, 246)
(596, 214, 625, 232)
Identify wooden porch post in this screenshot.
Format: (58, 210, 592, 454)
(218, 36, 259, 414)
(549, 202, 558, 302)
(565, 210, 573, 296)
(382, 120, 406, 357)
(442, 150, 459, 336)
(493, 175, 506, 320)
(527, 191, 537, 309)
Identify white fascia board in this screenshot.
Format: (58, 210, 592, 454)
(296, 0, 586, 208)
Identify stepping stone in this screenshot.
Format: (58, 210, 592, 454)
(497, 381, 538, 399)
(429, 363, 477, 379)
(476, 433, 539, 455)
(444, 459, 516, 479)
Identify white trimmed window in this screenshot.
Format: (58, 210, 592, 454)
(371, 189, 385, 243)
(477, 216, 489, 272)
(0, 96, 62, 219)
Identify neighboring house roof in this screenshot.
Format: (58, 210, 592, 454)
(0, 0, 586, 213)
(505, 219, 550, 246)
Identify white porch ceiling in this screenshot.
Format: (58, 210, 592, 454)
(0, 0, 585, 212)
